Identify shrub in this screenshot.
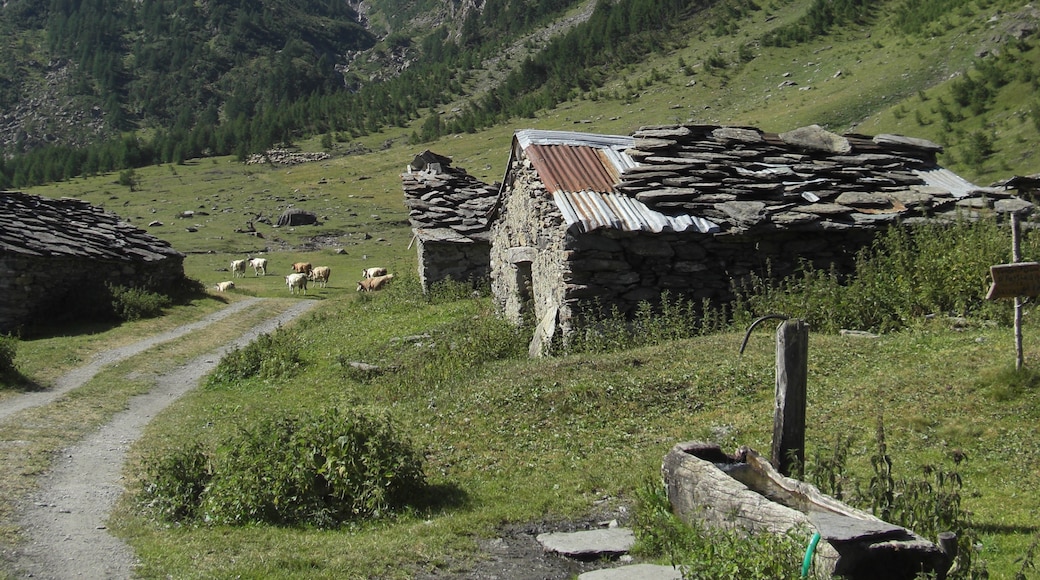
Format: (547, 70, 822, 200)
(205, 326, 303, 388)
(0, 334, 17, 376)
(139, 407, 427, 528)
(141, 443, 212, 522)
(108, 284, 172, 322)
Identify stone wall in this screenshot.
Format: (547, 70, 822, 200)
(490, 164, 571, 339)
(417, 238, 492, 291)
(0, 253, 186, 335)
(562, 226, 874, 320)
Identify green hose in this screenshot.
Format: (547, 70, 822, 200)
(801, 532, 822, 578)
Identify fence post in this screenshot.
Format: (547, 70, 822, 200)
(772, 319, 809, 476)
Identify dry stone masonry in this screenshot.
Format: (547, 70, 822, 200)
(402, 150, 499, 291)
(486, 124, 1027, 354)
(0, 191, 185, 334)
(619, 124, 992, 232)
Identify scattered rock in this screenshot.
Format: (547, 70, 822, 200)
(536, 528, 636, 560)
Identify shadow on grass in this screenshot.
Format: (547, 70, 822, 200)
(974, 522, 1040, 535)
(0, 369, 43, 392)
(411, 481, 472, 516)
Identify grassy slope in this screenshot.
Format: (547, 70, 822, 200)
(6, 0, 1040, 577)
(111, 282, 1040, 578)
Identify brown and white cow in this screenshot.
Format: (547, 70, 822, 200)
(356, 273, 394, 292)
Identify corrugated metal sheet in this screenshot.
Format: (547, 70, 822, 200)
(915, 167, 995, 199)
(514, 129, 718, 234)
(527, 145, 619, 194)
(554, 191, 720, 234)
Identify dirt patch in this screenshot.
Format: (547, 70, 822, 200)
(416, 508, 640, 580)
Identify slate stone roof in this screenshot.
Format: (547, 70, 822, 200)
(402, 150, 499, 243)
(618, 124, 1007, 233)
(0, 191, 182, 261)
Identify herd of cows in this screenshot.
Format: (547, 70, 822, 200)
(213, 258, 393, 295)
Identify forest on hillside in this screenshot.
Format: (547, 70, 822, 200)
(0, 0, 1035, 188)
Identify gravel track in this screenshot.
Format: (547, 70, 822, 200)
(3, 298, 319, 580)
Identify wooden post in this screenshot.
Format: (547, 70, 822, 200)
(1012, 213, 1024, 371)
(772, 319, 808, 476)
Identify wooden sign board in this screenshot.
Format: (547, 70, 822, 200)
(987, 262, 1040, 300)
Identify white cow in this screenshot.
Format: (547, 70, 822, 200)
(285, 273, 308, 295)
(214, 281, 235, 292)
(249, 257, 268, 276)
(362, 267, 387, 279)
(308, 266, 331, 288)
(230, 259, 247, 278)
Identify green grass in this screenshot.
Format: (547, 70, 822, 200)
(91, 275, 1040, 578)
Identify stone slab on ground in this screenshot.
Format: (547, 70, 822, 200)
(536, 527, 636, 558)
(579, 563, 683, 580)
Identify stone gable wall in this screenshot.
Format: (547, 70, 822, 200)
(417, 238, 492, 292)
(490, 164, 572, 335)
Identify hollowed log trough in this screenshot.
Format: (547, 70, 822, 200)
(662, 441, 952, 579)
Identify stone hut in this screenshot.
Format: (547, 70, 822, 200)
(490, 125, 1013, 355)
(0, 191, 185, 335)
(402, 150, 499, 292)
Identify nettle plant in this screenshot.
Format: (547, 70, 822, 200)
(141, 407, 427, 528)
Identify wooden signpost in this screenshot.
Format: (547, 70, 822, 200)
(985, 262, 1040, 300)
(986, 213, 1036, 370)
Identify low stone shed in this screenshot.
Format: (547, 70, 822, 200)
(488, 124, 1020, 354)
(402, 150, 499, 292)
(0, 191, 185, 335)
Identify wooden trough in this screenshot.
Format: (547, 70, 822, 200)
(662, 441, 953, 579)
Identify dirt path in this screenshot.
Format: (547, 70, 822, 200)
(3, 298, 319, 580)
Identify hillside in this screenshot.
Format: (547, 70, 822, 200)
(1, 0, 1039, 189)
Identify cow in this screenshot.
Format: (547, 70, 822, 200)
(248, 257, 268, 276)
(214, 281, 235, 292)
(362, 266, 387, 279)
(357, 273, 394, 292)
(230, 259, 248, 278)
(308, 266, 331, 288)
(286, 273, 308, 295)
(292, 262, 313, 275)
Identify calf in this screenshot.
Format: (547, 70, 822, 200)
(286, 273, 309, 295)
(230, 259, 247, 278)
(356, 273, 394, 292)
(248, 257, 268, 276)
(214, 280, 235, 292)
(362, 266, 387, 279)
(292, 262, 313, 275)
(308, 266, 331, 288)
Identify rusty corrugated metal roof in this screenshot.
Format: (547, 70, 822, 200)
(527, 144, 619, 194)
(513, 129, 720, 234)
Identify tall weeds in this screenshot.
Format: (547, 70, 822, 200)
(734, 217, 1033, 333)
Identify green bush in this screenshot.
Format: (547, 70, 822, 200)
(108, 284, 172, 321)
(0, 334, 17, 376)
(141, 407, 427, 528)
(141, 443, 212, 522)
(205, 326, 303, 388)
